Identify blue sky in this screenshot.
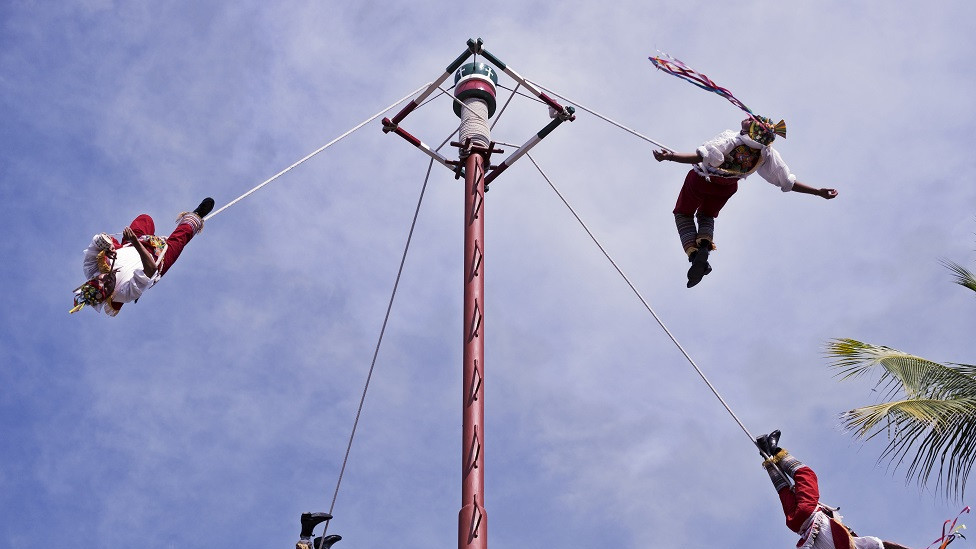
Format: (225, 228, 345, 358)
(3, 2, 976, 548)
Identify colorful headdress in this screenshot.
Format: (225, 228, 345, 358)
(70, 250, 116, 314)
(748, 115, 787, 145)
(69, 274, 114, 314)
(649, 53, 787, 144)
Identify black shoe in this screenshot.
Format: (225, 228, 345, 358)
(686, 251, 711, 288)
(755, 433, 769, 454)
(755, 429, 782, 455)
(193, 197, 215, 218)
(314, 535, 342, 549)
(300, 512, 333, 538)
(767, 429, 781, 454)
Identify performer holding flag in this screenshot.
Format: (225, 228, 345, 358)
(648, 54, 838, 288)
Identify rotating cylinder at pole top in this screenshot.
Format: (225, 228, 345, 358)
(454, 63, 497, 149)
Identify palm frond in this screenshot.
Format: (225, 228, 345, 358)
(841, 397, 976, 498)
(828, 338, 976, 499)
(826, 339, 976, 400)
(942, 259, 976, 292)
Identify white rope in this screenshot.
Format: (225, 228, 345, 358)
(204, 82, 433, 221)
(525, 152, 758, 446)
(323, 129, 459, 533)
(526, 79, 674, 151)
(458, 98, 491, 148)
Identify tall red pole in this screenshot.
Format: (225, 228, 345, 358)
(454, 62, 497, 549)
(459, 149, 487, 549)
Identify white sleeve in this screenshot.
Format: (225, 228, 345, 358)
(757, 147, 796, 191)
(82, 236, 103, 279)
(852, 536, 884, 549)
(696, 130, 739, 168)
(110, 271, 153, 304)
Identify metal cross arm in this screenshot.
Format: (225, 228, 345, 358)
(381, 117, 458, 173)
(484, 105, 576, 187)
(381, 37, 575, 189)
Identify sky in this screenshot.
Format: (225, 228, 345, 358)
(2, 1, 976, 548)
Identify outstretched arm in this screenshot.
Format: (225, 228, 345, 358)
(653, 149, 703, 165)
(122, 227, 158, 278)
(790, 181, 838, 199)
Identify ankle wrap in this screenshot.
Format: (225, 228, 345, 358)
(763, 461, 791, 492)
(778, 452, 805, 479)
(175, 212, 204, 235)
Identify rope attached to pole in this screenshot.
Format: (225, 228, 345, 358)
(526, 80, 673, 151)
(324, 157, 434, 529)
(525, 152, 758, 448)
(204, 82, 433, 221)
(324, 123, 464, 531)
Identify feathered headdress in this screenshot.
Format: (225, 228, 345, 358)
(749, 115, 787, 145)
(69, 251, 117, 314)
(69, 275, 114, 314)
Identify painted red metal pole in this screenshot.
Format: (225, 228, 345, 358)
(454, 61, 497, 549)
(459, 149, 488, 549)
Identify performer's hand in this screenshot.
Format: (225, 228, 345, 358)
(820, 188, 838, 199)
(122, 226, 137, 244)
(652, 149, 672, 162)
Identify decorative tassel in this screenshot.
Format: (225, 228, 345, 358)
(649, 53, 755, 115)
(96, 250, 113, 273)
(773, 119, 788, 139)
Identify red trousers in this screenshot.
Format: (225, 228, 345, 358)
(127, 213, 196, 276)
(779, 467, 854, 549)
(779, 467, 820, 532)
(672, 170, 739, 218)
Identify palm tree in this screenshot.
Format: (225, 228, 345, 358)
(825, 259, 976, 500)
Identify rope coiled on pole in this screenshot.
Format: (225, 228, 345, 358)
(458, 98, 491, 148)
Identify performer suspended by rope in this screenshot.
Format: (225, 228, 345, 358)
(295, 512, 341, 549)
(70, 198, 214, 316)
(756, 430, 913, 549)
(648, 54, 837, 287)
(652, 117, 837, 287)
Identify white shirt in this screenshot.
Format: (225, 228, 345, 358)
(694, 130, 797, 191)
(799, 509, 883, 549)
(82, 236, 155, 316)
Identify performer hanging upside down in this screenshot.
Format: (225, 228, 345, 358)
(296, 512, 341, 549)
(755, 430, 912, 549)
(653, 117, 838, 288)
(70, 198, 215, 316)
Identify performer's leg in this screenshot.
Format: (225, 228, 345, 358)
(695, 214, 715, 246)
(128, 214, 155, 239)
(687, 214, 716, 286)
(780, 457, 819, 532)
(696, 178, 738, 245)
(674, 214, 698, 255)
(673, 170, 706, 254)
(157, 198, 213, 276)
(159, 207, 208, 276)
(159, 218, 197, 276)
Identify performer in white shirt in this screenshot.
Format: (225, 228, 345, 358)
(71, 197, 214, 316)
(653, 117, 837, 287)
